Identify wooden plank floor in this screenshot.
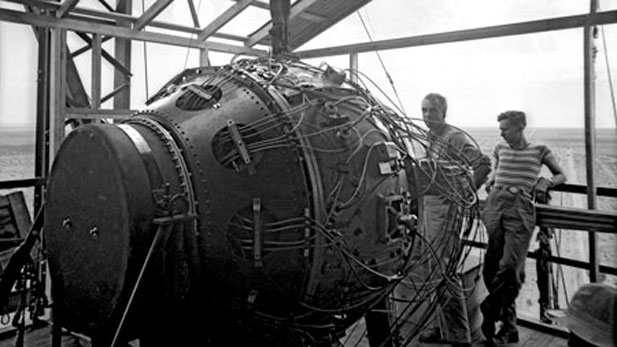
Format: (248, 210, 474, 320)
(412, 326, 568, 347)
(0, 324, 91, 347)
(0, 321, 568, 347)
(341, 317, 570, 347)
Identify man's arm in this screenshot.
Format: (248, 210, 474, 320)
(534, 152, 567, 201)
(450, 132, 491, 190)
(484, 148, 499, 194)
(544, 155, 567, 186)
(471, 156, 491, 190)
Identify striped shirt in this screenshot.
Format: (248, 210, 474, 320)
(492, 142, 553, 192)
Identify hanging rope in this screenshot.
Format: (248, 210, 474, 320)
(356, 10, 406, 115)
(600, 26, 617, 126)
(183, 0, 204, 69)
(143, 45, 150, 99)
(598, 0, 617, 128)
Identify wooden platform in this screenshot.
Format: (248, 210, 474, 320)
(340, 316, 570, 347)
(418, 324, 569, 347)
(0, 321, 570, 347)
(0, 323, 90, 347)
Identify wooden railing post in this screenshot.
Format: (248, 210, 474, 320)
(49, 27, 67, 163)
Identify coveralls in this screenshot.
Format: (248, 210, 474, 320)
(421, 124, 490, 343)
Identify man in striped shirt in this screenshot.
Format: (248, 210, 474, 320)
(480, 110, 567, 347)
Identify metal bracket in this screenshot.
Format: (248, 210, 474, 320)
(227, 119, 256, 175)
(376, 194, 406, 243)
(253, 198, 263, 267)
(304, 207, 311, 258)
(186, 84, 213, 101)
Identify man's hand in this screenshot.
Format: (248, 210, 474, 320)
(485, 179, 494, 194)
(534, 177, 553, 203)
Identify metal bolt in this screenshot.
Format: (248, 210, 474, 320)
(89, 227, 99, 240)
(62, 218, 73, 231)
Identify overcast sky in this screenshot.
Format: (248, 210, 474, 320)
(1, 0, 616, 128)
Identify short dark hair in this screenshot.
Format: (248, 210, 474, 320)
(497, 110, 526, 129)
(423, 93, 447, 115)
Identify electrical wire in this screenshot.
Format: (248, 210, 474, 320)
(153, 57, 484, 345)
(356, 10, 406, 115)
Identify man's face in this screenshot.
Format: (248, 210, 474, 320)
(421, 98, 445, 130)
(499, 119, 522, 144)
